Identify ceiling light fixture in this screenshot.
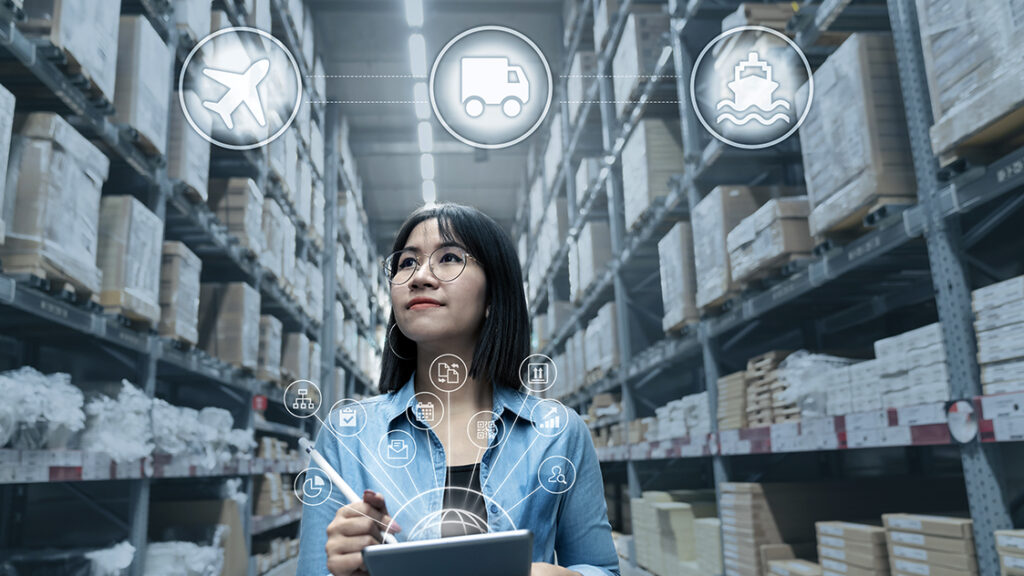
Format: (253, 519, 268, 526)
(404, 0, 423, 28)
(408, 34, 427, 78)
(420, 153, 435, 180)
(417, 122, 433, 152)
(422, 180, 437, 205)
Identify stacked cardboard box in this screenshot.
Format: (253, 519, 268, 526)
(745, 351, 792, 427)
(721, 3, 798, 32)
(584, 302, 620, 377)
(97, 196, 163, 325)
(309, 341, 322, 386)
(727, 197, 813, 285)
(543, 112, 563, 193)
(575, 157, 602, 206)
(972, 276, 1024, 395)
(168, 91, 211, 201)
(567, 51, 597, 126)
(269, 127, 296, 194)
(697, 518, 724, 576)
(257, 315, 283, 383)
(647, 392, 711, 441)
(0, 84, 15, 243)
(253, 473, 288, 517)
(658, 222, 699, 332)
(209, 178, 264, 257)
(996, 530, 1024, 576)
(199, 283, 261, 370)
(2, 113, 110, 295)
(815, 522, 888, 576)
(916, 0, 1024, 161)
(874, 322, 949, 409)
(621, 119, 685, 230)
(718, 371, 748, 431)
(22, 0, 120, 103)
(114, 16, 171, 156)
(767, 560, 821, 576)
(159, 242, 201, 345)
(797, 33, 916, 238)
(883, 514, 977, 576)
(282, 332, 310, 382)
(631, 491, 717, 575)
(529, 176, 544, 235)
(611, 11, 670, 118)
(260, 198, 286, 279)
(574, 220, 613, 298)
(171, 0, 210, 43)
(693, 187, 774, 310)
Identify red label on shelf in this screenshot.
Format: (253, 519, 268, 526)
(253, 395, 268, 411)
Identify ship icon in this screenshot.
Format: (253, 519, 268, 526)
(715, 52, 791, 126)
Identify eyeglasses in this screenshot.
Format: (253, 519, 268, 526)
(383, 246, 478, 285)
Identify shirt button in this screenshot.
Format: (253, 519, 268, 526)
(490, 504, 498, 514)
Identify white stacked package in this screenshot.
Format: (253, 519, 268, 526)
(586, 302, 620, 375)
(543, 112, 563, 193)
(0, 83, 15, 243)
(567, 51, 597, 125)
(575, 157, 602, 206)
(97, 196, 164, 325)
(260, 197, 286, 279)
(916, 0, 1024, 160)
(696, 518, 724, 576)
(529, 176, 545, 235)
(168, 91, 211, 201)
(797, 33, 917, 237)
(22, 0, 120, 102)
(726, 196, 813, 284)
(692, 186, 763, 310)
(258, 315, 283, 383)
(575, 220, 613, 298)
(612, 11, 670, 118)
(159, 242, 201, 346)
(0, 367, 84, 450)
(1, 113, 110, 294)
(972, 276, 1024, 395)
(171, 0, 210, 43)
(874, 322, 949, 408)
(209, 178, 264, 257)
(658, 222, 699, 332)
(114, 16, 171, 156)
(621, 118, 684, 230)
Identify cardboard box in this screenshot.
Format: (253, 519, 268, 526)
(0, 83, 15, 244)
(159, 242, 201, 345)
(890, 557, 976, 576)
(727, 197, 813, 284)
(768, 559, 822, 576)
(816, 522, 887, 544)
(1002, 552, 1024, 576)
(973, 276, 1024, 313)
(797, 33, 916, 236)
(258, 315, 283, 382)
(209, 178, 264, 256)
(168, 91, 211, 201)
(97, 196, 163, 324)
(567, 51, 598, 125)
(199, 282, 261, 370)
(996, 530, 1024, 556)
(882, 514, 973, 539)
(818, 558, 887, 576)
(611, 11, 670, 118)
(114, 16, 171, 156)
(819, 545, 889, 571)
(2, 113, 109, 294)
(283, 332, 311, 381)
(149, 499, 247, 576)
(888, 542, 977, 571)
(657, 221, 699, 331)
(621, 118, 685, 230)
(171, 0, 210, 42)
(575, 220, 613, 296)
(260, 198, 286, 279)
(21, 0, 121, 102)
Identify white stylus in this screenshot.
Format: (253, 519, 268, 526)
(299, 437, 399, 544)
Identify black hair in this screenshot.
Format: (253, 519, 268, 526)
(378, 202, 530, 394)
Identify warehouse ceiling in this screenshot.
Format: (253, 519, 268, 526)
(311, 0, 564, 254)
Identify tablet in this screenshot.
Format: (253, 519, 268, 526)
(362, 529, 533, 576)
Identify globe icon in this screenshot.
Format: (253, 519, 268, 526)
(407, 508, 489, 540)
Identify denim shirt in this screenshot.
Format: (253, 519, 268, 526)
(296, 375, 620, 576)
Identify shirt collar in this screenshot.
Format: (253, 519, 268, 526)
(382, 373, 537, 424)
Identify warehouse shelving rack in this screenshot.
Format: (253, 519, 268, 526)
(0, 1, 379, 574)
(524, 1, 1024, 575)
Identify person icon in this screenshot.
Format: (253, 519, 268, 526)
(547, 466, 567, 486)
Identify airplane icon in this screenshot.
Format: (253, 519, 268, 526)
(201, 58, 271, 130)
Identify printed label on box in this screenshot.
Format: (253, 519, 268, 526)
(994, 416, 1024, 442)
(890, 531, 926, 546)
(982, 393, 1024, 418)
(893, 558, 930, 575)
(846, 410, 887, 430)
(820, 547, 846, 560)
(819, 535, 844, 548)
(1006, 555, 1024, 569)
(898, 403, 947, 426)
(889, 517, 924, 530)
(819, 524, 844, 537)
(893, 545, 928, 561)
(997, 534, 1024, 551)
(820, 558, 847, 572)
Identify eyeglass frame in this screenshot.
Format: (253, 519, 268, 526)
(383, 244, 480, 285)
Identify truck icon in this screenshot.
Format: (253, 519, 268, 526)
(460, 57, 530, 118)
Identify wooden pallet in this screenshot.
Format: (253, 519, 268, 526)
(812, 197, 915, 252)
(26, 38, 114, 111)
(101, 290, 160, 329)
(735, 252, 812, 290)
(2, 255, 100, 307)
(663, 316, 699, 337)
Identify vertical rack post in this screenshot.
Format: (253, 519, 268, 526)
(887, 2, 1013, 575)
(322, 105, 340, 413)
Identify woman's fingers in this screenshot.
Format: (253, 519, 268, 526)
(325, 550, 366, 576)
(337, 515, 383, 541)
(362, 490, 402, 533)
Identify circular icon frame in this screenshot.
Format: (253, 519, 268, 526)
(537, 455, 577, 495)
(429, 25, 553, 150)
(179, 26, 302, 150)
(519, 353, 557, 394)
(293, 467, 333, 506)
(689, 25, 813, 150)
(284, 379, 321, 419)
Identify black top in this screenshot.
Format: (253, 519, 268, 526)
(441, 463, 488, 538)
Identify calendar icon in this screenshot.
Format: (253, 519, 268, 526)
(416, 401, 435, 422)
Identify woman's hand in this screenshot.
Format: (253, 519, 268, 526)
(531, 562, 582, 576)
(325, 490, 401, 576)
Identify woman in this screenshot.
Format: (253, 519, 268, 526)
(297, 203, 619, 576)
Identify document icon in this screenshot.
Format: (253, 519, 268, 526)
(338, 407, 357, 428)
(437, 362, 461, 385)
(387, 439, 409, 461)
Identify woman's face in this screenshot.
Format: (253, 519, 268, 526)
(391, 218, 487, 348)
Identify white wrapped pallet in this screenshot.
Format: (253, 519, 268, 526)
(543, 113, 563, 192)
(114, 16, 171, 156)
(567, 238, 582, 303)
(22, 0, 121, 102)
(171, 0, 210, 43)
(305, 260, 324, 321)
(258, 315, 283, 383)
(334, 301, 345, 353)
(282, 332, 310, 381)
(97, 196, 164, 325)
(168, 91, 211, 202)
(576, 220, 613, 296)
(310, 122, 325, 177)
(296, 155, 312, 228)
(692, 187, 764, 310)
(1, 113, 110, 295)
(611, 12, 670, 118)
(797, 33, 916, 237)
(0, 83, 15, 244)
(159, 242, 201, 345)
(199, 282, 261, 370)
(260, 198, 286, 279)
(309, 341, 322, 387)
(593, 302, 620, 373)
(621, 118, 684, 230)
(567, 51, 597, 125)
(311, 179, 326, 245)
(726, 196, 813, 284)
(916, 0, 1024, 161)
(209, 178, 264, 257)
(529, 176, 544, 234)
(575, 157, 602, 207)
(658, 222, 698, 332)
